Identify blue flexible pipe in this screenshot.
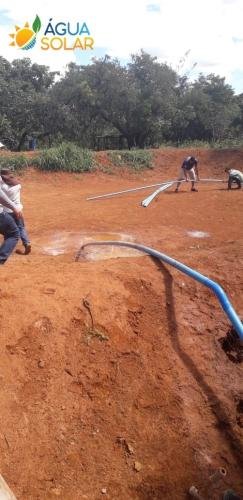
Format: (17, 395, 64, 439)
(80, 241, 243, 343)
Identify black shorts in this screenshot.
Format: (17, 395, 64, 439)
(228, 175, 242, 189)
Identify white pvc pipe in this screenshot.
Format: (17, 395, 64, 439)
(86, 182, 171, 201)
(141, 178, 226, 207)
(86, 178, 226, 201)
(0, 474, 17, 499)
(199, 178, 225, 182)
(141, 182, 173, 207)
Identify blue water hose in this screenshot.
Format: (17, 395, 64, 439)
(80, 241, 243, 343)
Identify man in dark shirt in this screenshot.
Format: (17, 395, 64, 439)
(175, 156, 199, 192)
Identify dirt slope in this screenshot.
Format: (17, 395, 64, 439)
(0, 148, 242, 499)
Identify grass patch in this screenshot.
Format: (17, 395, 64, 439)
(159, 138, 243, 149)
(210, 138, 243, 149)
(34, 143, 94, 172)
(108, 150, 153, 170)
(0, 154, 29, 171)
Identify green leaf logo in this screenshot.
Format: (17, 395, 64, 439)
(32, 15, 41, 33)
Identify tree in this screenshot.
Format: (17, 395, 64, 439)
(56, 52, 178, 148)
(0, 57, 56, 150)
(0, 54, 241, 150)
(187, 74, 239, 141)
(82, 51, 178, 147)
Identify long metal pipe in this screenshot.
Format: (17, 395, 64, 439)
(86, 179, 225, 201)
(80, 241, 243, 342)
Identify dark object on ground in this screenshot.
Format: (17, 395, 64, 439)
(219, 324, 243, 363)
(223, 489, 242, 500)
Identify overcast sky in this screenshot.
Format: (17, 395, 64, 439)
(1, 0, 243, 93)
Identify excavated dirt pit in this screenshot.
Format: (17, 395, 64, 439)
(0, 149, 243, 500)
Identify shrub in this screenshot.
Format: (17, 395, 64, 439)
(108, 150, 153, 170)
(159, 138, 243, 149)
(35, 143, 94, 172)
(0, 154, 29, 170)
(210, 138, 243, 149)
(176, 140, 212, 149)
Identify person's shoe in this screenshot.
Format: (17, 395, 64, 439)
(24, 244, 31, 255)
(15, 248, 24, 255)
(16, 244, 31, 255)
(175, 188, 179, 193)
(191, 188, 198, 192)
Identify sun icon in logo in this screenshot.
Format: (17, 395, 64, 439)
(9, 15, 41, 50)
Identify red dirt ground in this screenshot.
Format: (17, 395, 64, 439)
(0, 148, 243, 500)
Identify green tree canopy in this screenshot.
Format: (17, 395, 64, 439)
(0, 53, 241, 150)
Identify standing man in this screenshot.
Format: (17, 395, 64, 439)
(0, 186, 21, 264)
(225, 167, 243, 189)
(175, 156, 199, 192)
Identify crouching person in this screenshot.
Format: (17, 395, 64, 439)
(0, 186, 21, 264)
(225, 167, 243, 189)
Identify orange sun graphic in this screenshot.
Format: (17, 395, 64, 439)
(9, 16, 41, 50)
(9, 23, 36, 50)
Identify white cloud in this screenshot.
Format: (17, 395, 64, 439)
(0, 0, 243, 90)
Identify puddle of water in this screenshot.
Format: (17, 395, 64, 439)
(187, 230, 210, 239)
(41, 231, 141, 260)
(82, 241, 141, 261)
(80, 232, 139, 261)
(42, 231, 79, 256)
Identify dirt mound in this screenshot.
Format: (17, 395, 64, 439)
(0, 149, 243, 499)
